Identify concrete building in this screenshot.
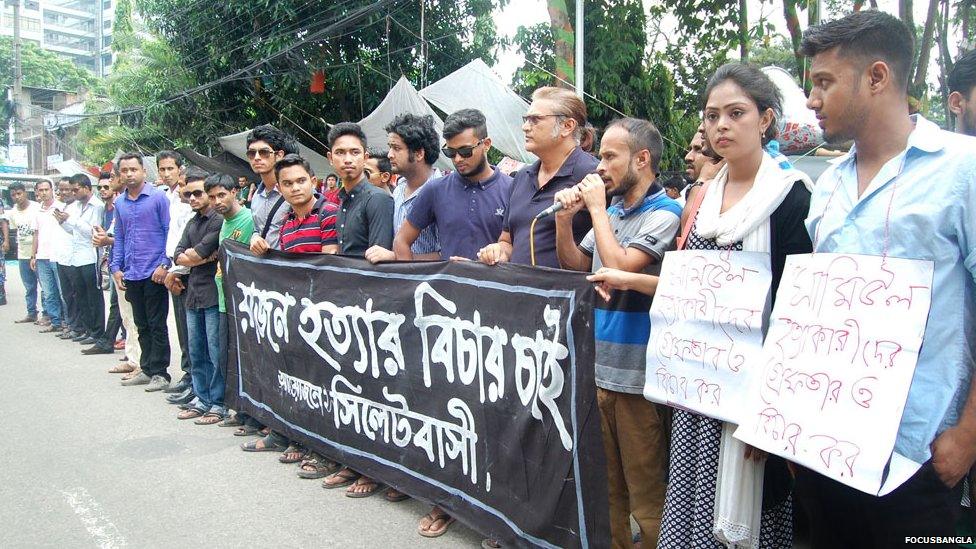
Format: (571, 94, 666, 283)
(1, 0, 114, 77)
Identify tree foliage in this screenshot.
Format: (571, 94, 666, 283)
(512, 0, 692, 171)
(76, 0, 505, 164)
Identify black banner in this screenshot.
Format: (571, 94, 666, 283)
(220, 240, 609, 548)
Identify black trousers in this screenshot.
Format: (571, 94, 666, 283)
(795, 460, 964, 549)
(171, 283, 191, 374)
(104, 279, 122, 344)
(57, 263, 81, 332)
(125, 277, 171, 381)
(64, 263, 106, 342)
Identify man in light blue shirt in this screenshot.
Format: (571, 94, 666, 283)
(797, 11, 976, 547)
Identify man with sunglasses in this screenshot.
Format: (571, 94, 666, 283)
(172, 171, 227, 425)
(478, 86, 596, 268)
(395, 108, 513, 262)
(364, 149, 394, 196)
(364, 114, 441, 263)
(247, 125, 296, 256)
(90, 172, 133, 362)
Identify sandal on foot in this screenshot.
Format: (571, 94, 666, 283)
(233, 425, 261, 437)
(345, 476, 383, 499)
(322, 467, 359, 489)
(384, 488, 410, 502)
(219, 416, 243, 427)
(240, 436, 287, 453)
(108, 363, 135, 374)
(297, 455, 340, 479)
(418, 509, 456, 538)
(278, 443, 308, 464)
(194, 413, 224, 425)
(177, 408, 204, 420)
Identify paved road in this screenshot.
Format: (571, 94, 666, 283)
(0, 262, 483, 548)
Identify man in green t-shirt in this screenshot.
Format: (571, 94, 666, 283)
(205, 174, 256, 430)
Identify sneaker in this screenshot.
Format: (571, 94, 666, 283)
(166, 387, 195, 405)
(120, 372, 151, 386)
(71, 333, 91, 343)
(14, 315, 38, 324)
(163, 373, 191, 394)
(144, 375, 170, 392)
(77, 337, 97, 345)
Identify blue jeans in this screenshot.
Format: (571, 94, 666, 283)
(18, 260, 38, 317)
(35, 260, 62, 328)
(186, 306, 224, 414)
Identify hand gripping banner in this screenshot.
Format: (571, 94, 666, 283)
(220, 241, 609, 548)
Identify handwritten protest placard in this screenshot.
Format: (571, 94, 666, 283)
(734, 253, 933, 495)
(643, 250, 772, 422)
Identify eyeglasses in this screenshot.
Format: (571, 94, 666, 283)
(246, 148, 276, 160)
(182, 189, 205, 199)
(521, 114, 561, 126)
(441, 140, 484, 159)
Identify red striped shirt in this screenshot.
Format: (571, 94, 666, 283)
(279, 198, 339, 254)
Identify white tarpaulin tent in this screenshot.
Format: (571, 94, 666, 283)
(420, 59, 535, 164)
(357, 76, 452, 171)
(218, 130, 335, 177)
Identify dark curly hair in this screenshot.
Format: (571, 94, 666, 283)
(385, 113, 440, 166)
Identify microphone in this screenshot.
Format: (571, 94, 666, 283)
(534, 201, 565, 220)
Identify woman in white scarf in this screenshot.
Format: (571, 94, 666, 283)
(591, 63, 813, 549)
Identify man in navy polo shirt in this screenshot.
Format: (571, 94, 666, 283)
(395, 108, 513, 261)
(477, 86, 596, 268)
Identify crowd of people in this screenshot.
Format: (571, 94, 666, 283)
(3, 11, 976, 548)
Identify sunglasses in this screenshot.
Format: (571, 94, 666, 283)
(182, 189, 205, 199)
(246, 148, 276, 160)
(441, 140, 484, 159)
(521, 114, 561, 126)
(97, 185, 111, 190)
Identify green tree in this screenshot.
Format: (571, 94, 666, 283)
(81, 0, 505, 160)
(1, 37, 104, 149)
(512, 0, 694, 170)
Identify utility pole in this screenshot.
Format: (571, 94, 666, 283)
(7, 0, 23, 144)
(574, 0, 583, 98)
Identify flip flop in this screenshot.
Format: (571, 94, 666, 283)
(345, 476, 383, 499)
(322, 467, 359, 489)
(233, 425, 261, 437)
(194, 413, 224, 425)
(218, 416, 243, 428)
(297, 455, 341, 479)
(108, 363, 135, 374)
(384, 488, 410, 502)
(278, 444, 308, 464)
(240, 437, 288, 453)
(177, 408, 204, 420)
(418, 510, 456, 538)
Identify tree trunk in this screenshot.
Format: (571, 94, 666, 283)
(961, 0, 974, 51)
(936, 0, 953, 124)
(547, 0, 575, 88)
(783, 0, 806, 88)
(911, 0, 940, 97)
(738, 0, 749, 61)
(900, 0, 915, 32)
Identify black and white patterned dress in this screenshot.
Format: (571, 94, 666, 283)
(658, 229, 793, 549)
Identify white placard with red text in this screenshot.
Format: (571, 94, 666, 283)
(644, 250, 772, 423)
(734, 253, 933, 495)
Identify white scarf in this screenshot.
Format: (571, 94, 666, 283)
(694, 152, 814, 251)
(708, 152, 813, 548)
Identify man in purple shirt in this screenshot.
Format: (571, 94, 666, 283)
(111, 152, 172, 392)
(395, 108, 513, 260)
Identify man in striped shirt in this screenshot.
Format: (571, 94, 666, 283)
(275, 155, 338, 254)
